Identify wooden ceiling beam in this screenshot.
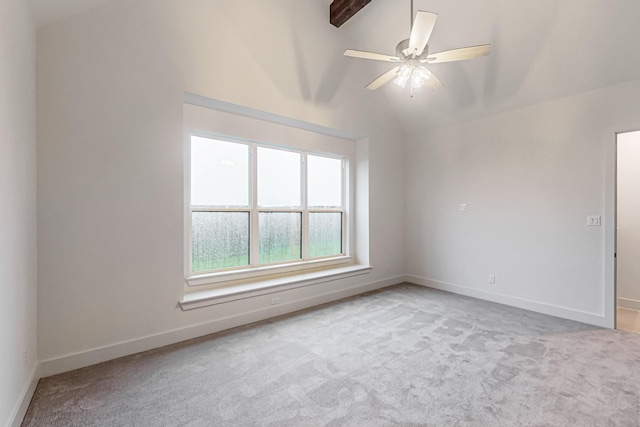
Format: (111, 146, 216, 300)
(330, 0, 371, 28)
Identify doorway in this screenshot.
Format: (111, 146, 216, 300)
(616, 130, 640, 332)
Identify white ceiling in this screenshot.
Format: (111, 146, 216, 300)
(340, 0, 640, 133)
(27, 0, 640, 134)
(27, 0, 113, 28)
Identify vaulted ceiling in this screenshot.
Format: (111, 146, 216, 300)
(27, 0, 640, 135)
(28, 0, 113, 28)
(338, 0, 640, 133)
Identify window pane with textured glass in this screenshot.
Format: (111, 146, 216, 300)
(257, 147, 301, 208)
(308, 155, 342, 208)
(191, 136, 249, 207)
(192, 212, 249, 271)
(309, 212, 342, 258)
(259, 212, 301, 263)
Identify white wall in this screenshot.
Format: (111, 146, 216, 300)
(405, 78, 640, 327)
(36, 0, 405, 373)
(617, 131, 640, 308)
(0, 0, 38, 425)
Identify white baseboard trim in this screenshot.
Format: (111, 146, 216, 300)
(39, 275, 404, 378)
(8, 363, 40, 427)
(617, 297, 640, 311)
(405, 275, 607, 328)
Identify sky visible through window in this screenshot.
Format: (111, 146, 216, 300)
(191, 136, 342, 208)
(308, 154, 342, 208)
(257, 147, 301, 208)
(191, 136, 248, 207)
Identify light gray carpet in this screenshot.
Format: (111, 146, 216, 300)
(23, 283, 640, 426)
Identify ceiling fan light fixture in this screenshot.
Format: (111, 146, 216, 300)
(412, 66, 432, 89)
(394, 65, 412, 88)
(394, 64, 432, 90)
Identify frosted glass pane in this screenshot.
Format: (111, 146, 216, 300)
(259, 212, 301, 264)
(257, 147, 301, 208)
(308, 155, 342, 208)
(191, 136, 249, 207)
(309, 213, 342, 258)
(192, 212, 249, 272)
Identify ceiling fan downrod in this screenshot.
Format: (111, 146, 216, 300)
(410, 0, 414, 31)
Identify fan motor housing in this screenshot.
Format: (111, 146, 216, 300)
(396, 38, 429, 61)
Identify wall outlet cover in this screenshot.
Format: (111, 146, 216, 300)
(587, 215, 601, 226)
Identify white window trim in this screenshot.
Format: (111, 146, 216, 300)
(185, 131, 354, 288)
(181, 95, 370, 308)
(180, 264, 372, 311)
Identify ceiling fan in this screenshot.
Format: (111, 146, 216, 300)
(344, 0, 491, 96)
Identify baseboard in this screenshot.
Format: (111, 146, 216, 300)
(617, 297, 640, 311)
(405, 275, 607, 328)
(39, 275, 404, 378)
(8, 363, 40, 427)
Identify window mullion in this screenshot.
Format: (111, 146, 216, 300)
(250, 143, 259, 267)
(301, 153, 309, 261)
(342, 158, 346, 256)
(187, 135, 194, 276)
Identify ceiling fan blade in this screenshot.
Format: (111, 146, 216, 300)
(344, 49, 401, 62)
(366, 67, 400, 90)
(425, 44, 491, 64)
(425, 71, 444, 90)
(408, 11, 438, 57)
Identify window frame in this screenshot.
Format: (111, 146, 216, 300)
(186, 131, 352, 287)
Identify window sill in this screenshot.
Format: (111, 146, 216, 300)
(179, 264, 372, 311)
(186, 256, 354, 287)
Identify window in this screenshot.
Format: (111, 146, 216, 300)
(188, 134, 347, 281)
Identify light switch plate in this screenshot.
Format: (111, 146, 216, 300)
(459, 203, 468, 212)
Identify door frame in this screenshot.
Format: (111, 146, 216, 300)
(606, 124, 640, 329)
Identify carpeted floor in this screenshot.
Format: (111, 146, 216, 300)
(22, 283, 640, 426)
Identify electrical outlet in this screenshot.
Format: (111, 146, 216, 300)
(459, 203, 468, 212)
(586, 215, 601, 226)
(271, 296, 280, 305)
(489, 275, 496, 284)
